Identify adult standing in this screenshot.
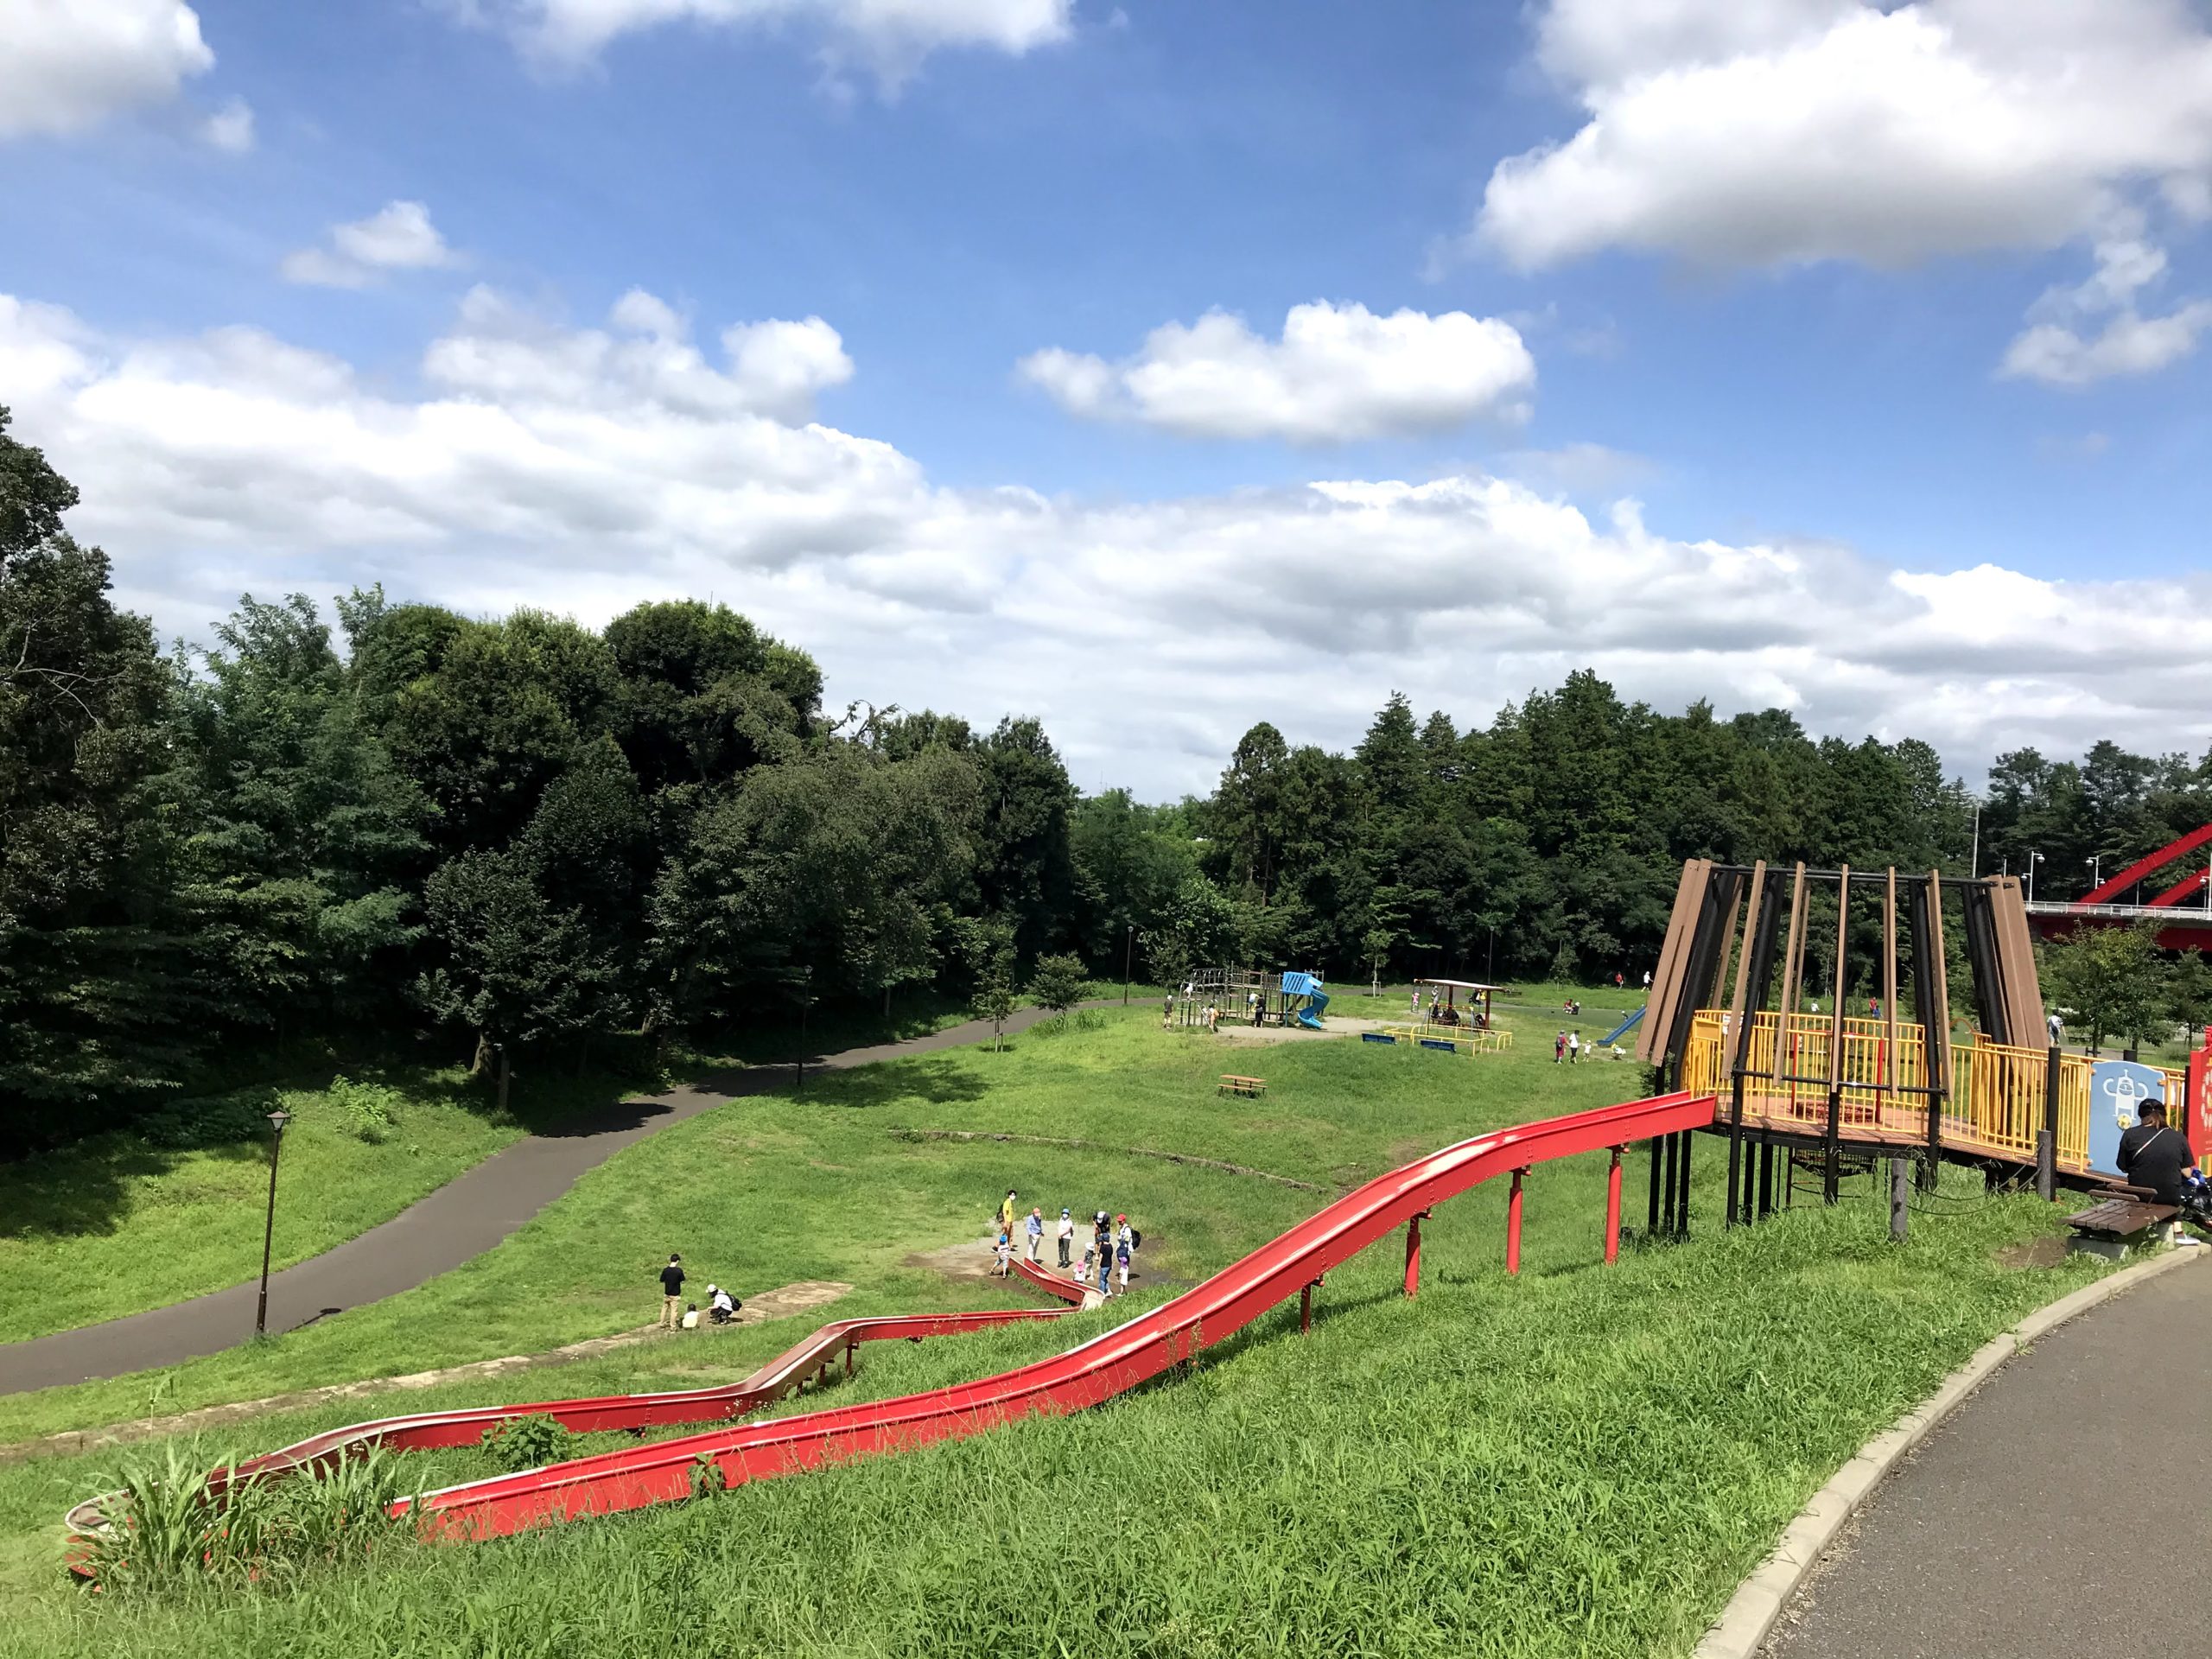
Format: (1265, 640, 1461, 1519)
(998, 1188, 1018, 1247)
(658, 1253, 686, 1329)
(1056, 1207, 1074, 1268)
(1025, 1206, 1045, 1263)
(1567, 1030, 1582, 1064)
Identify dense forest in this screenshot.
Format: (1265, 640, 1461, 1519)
(7, 405, 2211, 1150)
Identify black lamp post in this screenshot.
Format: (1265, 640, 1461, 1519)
(255, 1108, 292, 1338)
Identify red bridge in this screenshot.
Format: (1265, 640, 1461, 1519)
(2023, 822, 2212, 950)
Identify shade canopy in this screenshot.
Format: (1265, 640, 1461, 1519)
(1414, 978, 1501, 992)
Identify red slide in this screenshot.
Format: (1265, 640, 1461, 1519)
(71, 1090, 1714, 1549)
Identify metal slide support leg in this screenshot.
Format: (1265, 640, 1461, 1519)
(1823, 1086, 1842, 1205)
(1605, 1147, 1624, 1264)
(1647, 1135, 1664, 1236)
(1758, 1135, 1774, 1218)
(1674, 1130, 1693, 1237)
(1505, 1169, 1526, 1275)
(1300, 1282, 1314, 1335)
(845, 1336, 855, 1379)
(1403, 1211, 1427, 1298)
(2037, 1042, 2062, 1202)
(1660, 1133, 1679, 1235)
(1726, 1071, 1747, 1229)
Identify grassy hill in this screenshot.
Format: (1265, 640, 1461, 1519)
(0, 1001, 2102, 1656)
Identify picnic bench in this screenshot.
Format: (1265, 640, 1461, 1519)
(1218, 1074, 1266, 1098)
(2066, 1186, 2179, 1260)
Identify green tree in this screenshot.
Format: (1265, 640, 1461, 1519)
(0, 409, 206, 1147)
(175, 593, 429, 1032)
(2045, 924, 2170, 1054)
(415, 850, 620, 1109)
(1026, 952, 1087, 1027)
(2167, 951, 2212, 1051)
(975, 716, 1077, 961)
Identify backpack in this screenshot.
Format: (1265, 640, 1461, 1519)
(1130, 1228, 1141, 1250)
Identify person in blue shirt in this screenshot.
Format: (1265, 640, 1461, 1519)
(1024, 1206, 1044, 1263)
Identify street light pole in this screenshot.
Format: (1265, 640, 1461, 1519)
(255, 1109, 292, 1338)
(2087, 853, 2103, 894)
(2027, 850, 2044, 906)
(1122, 922, 1132, 1006)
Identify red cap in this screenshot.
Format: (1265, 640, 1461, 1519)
(1116, 1213, 1127, 1221)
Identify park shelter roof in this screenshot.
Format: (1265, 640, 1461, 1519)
(1414, 979, 1501, 992)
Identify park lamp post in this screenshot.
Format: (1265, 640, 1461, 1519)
(2027, 849, 2044, 906)
(1122, 922, 1133, 1005)
(255, 1108, 292, 1338)
(2087, 853, 2105, 893)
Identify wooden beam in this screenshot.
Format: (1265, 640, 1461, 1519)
(1637, 858, 1709, 1065)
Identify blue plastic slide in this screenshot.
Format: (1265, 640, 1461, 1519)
(1600, 1006, 1646, 1046)
(1281, 971, 1330, 1030)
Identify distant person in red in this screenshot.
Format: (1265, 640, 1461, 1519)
(658, 1253, 685, 1329)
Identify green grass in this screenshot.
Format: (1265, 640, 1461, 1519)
(0, 1058, 658, 1347)
(0, 1001, 2109, 1656)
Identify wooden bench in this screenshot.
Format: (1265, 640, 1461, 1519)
(2065, 1195, 2178, 1259)
(1218, 1075, 1266, 1098)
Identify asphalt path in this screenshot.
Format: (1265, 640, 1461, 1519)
(0, 1002, 1097, 1395)
(1761, 1254, 2212, 1659)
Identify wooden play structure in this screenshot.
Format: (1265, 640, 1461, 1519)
(1637, 858, 2205, 1231)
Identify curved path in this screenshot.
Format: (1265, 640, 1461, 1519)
(1760, 1254, 2212, 1659)
(0, 1002, 1096, 1397)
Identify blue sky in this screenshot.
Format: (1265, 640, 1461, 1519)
(5, 1, 2212, 794)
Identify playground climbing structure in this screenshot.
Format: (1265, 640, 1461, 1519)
(1640, 858, 2209, 1227)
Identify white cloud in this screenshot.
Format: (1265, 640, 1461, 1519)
(281, 201, 457, 289)
(1018, 302, 1537, 443)
(456, 0, 1071, 82)
(1480, 1, 2212, 272)
(1999, 225, 2212, 385)
(2001, 302, 2212, 386)
(0, 0, 214, 139)
(9, 286, 2212, 797)
(200, 93, 252, 153)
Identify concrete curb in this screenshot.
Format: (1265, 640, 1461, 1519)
(1689, 1244, 2203, 1659)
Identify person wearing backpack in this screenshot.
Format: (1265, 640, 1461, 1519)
(1114, 1213, 1136, 1294)
(2119, 1100, 2198, 1205)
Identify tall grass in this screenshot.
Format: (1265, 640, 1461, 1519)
(76, 1443, 415, 1595)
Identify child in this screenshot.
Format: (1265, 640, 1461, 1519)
(1554, 1032, 1566, 1064)
(1115, 1216, 1134, 1294)
(1078, 1243, 1096, 1287)
(992, 1232, 1012, 1277)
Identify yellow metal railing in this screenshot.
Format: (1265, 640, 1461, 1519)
(1682, 1010, 2183, 1176)
(1376, 1023, 1513, 1052)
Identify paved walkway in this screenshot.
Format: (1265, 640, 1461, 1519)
(1761, 1255, 2212, 1659)
(0, 1002, 1092, 1396)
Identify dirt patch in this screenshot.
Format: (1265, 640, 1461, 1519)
(904, 1236, 1004, 1284)
(1996, 1236, 2071, 1270)
(0, 1279, 855, 1466)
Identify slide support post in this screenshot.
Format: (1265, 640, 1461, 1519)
(1506, 1168, 1527, 1275)
(1605, 1147, 1624, 1264)
(1403, 1211, 1427, 1298)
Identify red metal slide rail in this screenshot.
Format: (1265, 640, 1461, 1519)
(69, 1090, 1714, 1552)
(2081, 823, 2212, 906)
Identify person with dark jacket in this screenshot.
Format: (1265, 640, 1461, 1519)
(658, 1253, 686, 1329)
(2118, 1102, 2196, 1205)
